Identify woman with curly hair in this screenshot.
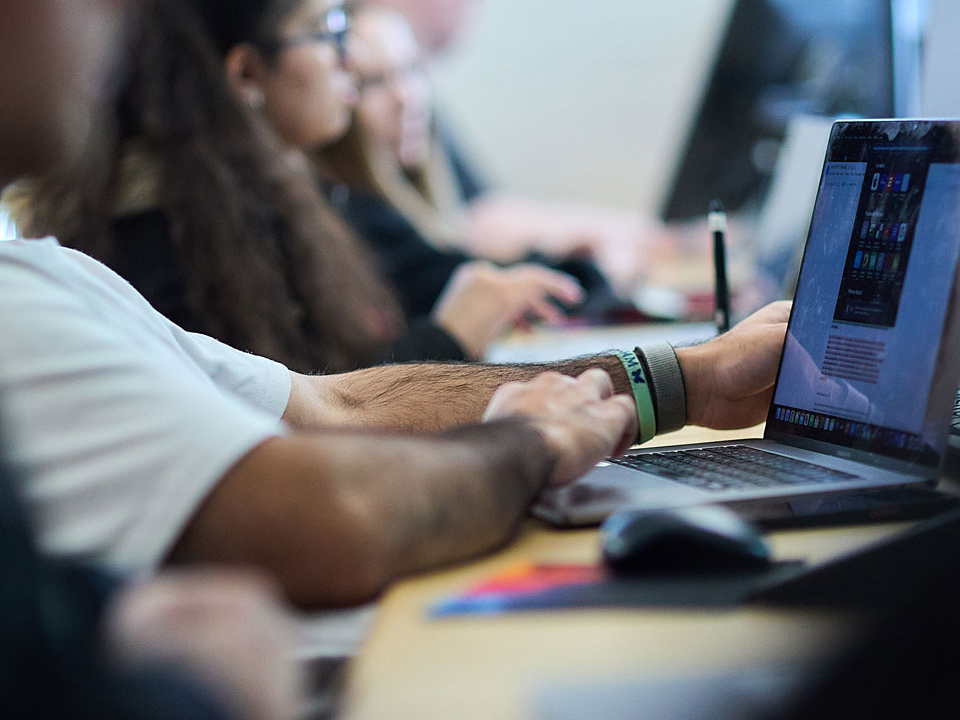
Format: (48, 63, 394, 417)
(8, 0, 582, 372)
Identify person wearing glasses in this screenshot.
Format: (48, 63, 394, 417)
(0, 0, 788, 617)
(342, 0, 677, 296)
(312, 3, 631, 329)
(8, 0, 586, 371)
(0, 4, 951, 718)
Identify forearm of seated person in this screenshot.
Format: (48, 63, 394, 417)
(165, 419, 553, 608)
(283, 356, 631, 433)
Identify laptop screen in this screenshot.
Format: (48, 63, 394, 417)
(766, 120, 960, 469)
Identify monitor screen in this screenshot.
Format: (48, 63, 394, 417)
(767, 120, 960, 469)
(661, 0, 896, 221)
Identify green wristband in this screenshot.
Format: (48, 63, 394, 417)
(614, 350, 656, 444)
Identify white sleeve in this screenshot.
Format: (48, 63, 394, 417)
(165, 321, 292, 421)
(60, 243, 292, 420)
(0, 259, 285, 575)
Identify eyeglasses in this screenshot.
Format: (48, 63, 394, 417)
(272, 7, 350, 65)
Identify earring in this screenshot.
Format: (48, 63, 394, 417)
(247, 89, 265, 110)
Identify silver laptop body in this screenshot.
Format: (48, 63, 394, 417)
(535, 120, 960, 526)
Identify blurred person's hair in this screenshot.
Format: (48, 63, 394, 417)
(317, 116, 469, 249)
(315, 2, 468, 249)
(6, 0, 402, 374)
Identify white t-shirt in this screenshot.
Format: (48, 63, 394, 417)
(0, 239, 291, 574)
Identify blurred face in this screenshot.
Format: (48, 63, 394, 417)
(0, 0, 129, 185)
(354, 8, 432, 170)
(256, 0, 358, 150)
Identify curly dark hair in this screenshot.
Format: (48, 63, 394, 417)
(13, 0, 403, 374)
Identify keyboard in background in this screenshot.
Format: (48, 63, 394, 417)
(611, 445, 857, 493)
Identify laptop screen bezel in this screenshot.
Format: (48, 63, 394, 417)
(761, 119, 960, 477)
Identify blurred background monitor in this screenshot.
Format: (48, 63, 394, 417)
(660, 0, 909, 222)
(919, 0, 960, 116)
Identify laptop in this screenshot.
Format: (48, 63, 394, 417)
(535, 119, 960, 527)
(950, 389, 960, 453)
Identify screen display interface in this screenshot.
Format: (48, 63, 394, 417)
(768, 121, 960, 466)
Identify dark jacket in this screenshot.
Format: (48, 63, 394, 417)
(327, 187, 627, 322)
(108, 209, 468, 366)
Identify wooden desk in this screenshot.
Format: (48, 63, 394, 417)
(485, 321, 717, 364)
(338, 425, 917, 720)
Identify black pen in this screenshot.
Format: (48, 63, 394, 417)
(709, 200, 730, 333)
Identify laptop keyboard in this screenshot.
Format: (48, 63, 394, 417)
(610, 445, 858, 492)
(951, 392, 960, 434)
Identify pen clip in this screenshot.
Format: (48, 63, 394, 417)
(708, 203, 727, 233)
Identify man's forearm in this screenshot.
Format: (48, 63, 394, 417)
(286, 356, 632, 433)
(167, 419, 554, 607)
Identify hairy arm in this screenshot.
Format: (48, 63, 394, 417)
(168, 419, 553, 608)
(284, 355, 631, 433)
(172, 304, 788, 608)
(170, 369, 634, 608)
(284, 301, 792, 434)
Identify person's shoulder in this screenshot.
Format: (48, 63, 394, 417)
(0, 235, 61, 257)
(0, 236, 73, 286)
(49, 237, 149, 287)
(0, 236, 103, 269)
(0, 239, 120, 352)
(0, 237, 152, 313)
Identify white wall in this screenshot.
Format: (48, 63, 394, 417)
(430, 0, 734, 212)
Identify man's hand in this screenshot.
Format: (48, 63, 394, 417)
(483, 368, 637, 486)
(105, 570, 305, 720)
(677, 300, 791, 429)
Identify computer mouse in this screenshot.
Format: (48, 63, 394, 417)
(600, 505, 772, 575)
